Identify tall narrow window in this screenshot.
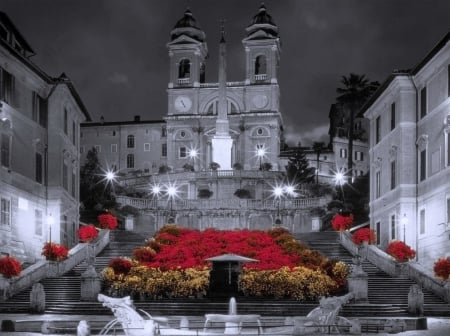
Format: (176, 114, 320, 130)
(161, 127, 167, 137)
(72, 121, 76, 145)
(390, 160, 396, 190)
(420, 209, 426, 234)
(420, 149, 427, 181)
(127, 154, 134, 168)
(255, 55, 267, 75)
(62, 162, 68, 190)
(390, 103, 396, 131)
(71, 170, 76, 198)
(447, 198, 450, 224)
(391, 214, 396, 240)
(0, 68, 15, 105)
(1, 198, 11, 226)
(447, 64, 450, 97)
(161, 143, 167, 157)
(63, 108, 68, 134)
(178, 59, 190, 79)
(35, 209, 43, 236)
(420, 87, 427, 118)
(354, 151, 364, 161)
(340, 148, 347, 158)
(447, 132, 450, 167)
(200, 63, 206, 83)
(35, 152, 43, 184)
(376, 222, 381, 245)
(375, 116, 381, 144)
(1, 133, 10, 168)
(179, 146, 187, 158)
(127, 135, 135, 148)
(375, 171, 381, 198)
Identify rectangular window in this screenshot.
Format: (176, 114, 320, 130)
(375, 171, 381, 198)
(161, 127, 167, 137)
(0, 198, 11, 226)
(420, 86, 427, 118)
(390, 160, 396, 190)
(127, 135, 135, 148)
(72, 121, 76, 145)
(94, 145, 101, 153)
(376, 222, 381, 245)
(144, 143, 151, 151)
(447, 198, 450, 224)
(375, 116, 381, 144)
(448, 64, 450, 97)
(35, 152, 43, 184)
(35, 209, 43, 236)
(390, 103, 396, 131)
(0, 68, 15, 105)
(431, 149, 440, 174)
(162, 143, 167, 157)
(179, 146, 187, 158)
(64, 108, 68, 134)
(63, 162, 68, 190)
(71, 170, 76, 198)
(391, 214, 396, 240)
(1, 133, 10, 168)
(127, 154, 134, 168)
(32, 92, 48, 128)
(420, 149, 427, 181)
(340, 148, 347, 158)
(111, 144, 117, 153)
(420, 209, 426, 234)
(447, 132, 450, 167)
(354, 151, 364, 161)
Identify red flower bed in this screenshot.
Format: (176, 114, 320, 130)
(42, 242, 69, 261)
(331, 213, 354, 231)
(77, 225, 99, 242)
(98, 213, 118, 230)
(434, 258, 450, 280)
(386, 240, 416, 262)
(0, 256, 22, 278)
(108, 257, 133, 275)
(352, 228, 376, 245)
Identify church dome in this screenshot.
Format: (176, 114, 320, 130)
(171, 8, 206, 42)
(246, 4, 278, 38)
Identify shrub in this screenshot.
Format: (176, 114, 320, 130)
(434, 258, 450, 280)
(331, 213, 354, 231)
(352, 228, 376, 245)
(108, 257, 133, 275)
(77, 225, 98, 243)
(260, 162, 272, 171)
(42, 242, 69, 261)
(234, 188, 251, 199)
(158, 165, 171, 174)
(98, 213, 118, 230)
(182, 163, 194, 172)
(133, 247, 156, 262)
(197, 189, 213, 199)
(0, 256, 22, 278)
(386, 240, 416, 262)
(209, 162, 220, 171)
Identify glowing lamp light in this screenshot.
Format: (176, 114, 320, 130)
(273, 186, 283, 198)
(188, 148, 198, 159)
(106, 171, 116, 181)
(257, 148, 266, 158)
(151, 185, 162, 196)
(166, 185, 177, 198)
(335, 172, 345, 185)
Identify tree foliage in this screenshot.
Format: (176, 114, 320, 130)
(285, 148, 315, 186)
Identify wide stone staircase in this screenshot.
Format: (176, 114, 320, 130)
(296, 231, 450, 317)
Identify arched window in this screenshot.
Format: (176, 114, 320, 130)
(127, 135, 135, 148)
(127, 154, 134, 168)
(255, 55, 267, 75)
(178, 59, 190, 79)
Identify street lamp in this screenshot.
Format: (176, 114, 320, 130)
(47, 214, 54, 243)
(165, 183, 178, 224)
(256, 147, 266, 170)
(273, 185, 284, 226)
(401, 214, 409, 243)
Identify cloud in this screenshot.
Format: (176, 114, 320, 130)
(284, 124, 329, 147)
(108, 72, 129, 85)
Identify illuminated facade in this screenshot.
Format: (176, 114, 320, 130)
(363, 31, 450, 270)
(0, 12, 90, 262)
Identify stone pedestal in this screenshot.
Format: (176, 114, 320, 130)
(80, 265, 101, 301)
(348, 256, 368, 303)
(0, 275, 10, 301)
(30, 283, 46, 313)
(125, 216, 134, 231)
(408, 284, 424, 316)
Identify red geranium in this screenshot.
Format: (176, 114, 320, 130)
(108, 257, 133, 275)
(98, 213, 118, 230)
(0, 256, 22, 278)
(42, 242, 69, 261)
(386, 240, 416, 262)
(77, 225, 99, 243)
(434, 258, 450, 280)
(331, 213, 354, 231)
(352, 228, 376, 245)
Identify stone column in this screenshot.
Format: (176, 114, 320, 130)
(80, 265, 101, 301)
(408, 284, 424, 316)
(348, 256, 368, 303)
(30, 283, 46, 313)
(0, 275, 10, 301)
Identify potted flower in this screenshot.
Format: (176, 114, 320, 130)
(77, 224, 99, 243)
(42, 242, 69, 261)
(331, 213, 354, 231)
(433, 258, 450, 280)
(386, 240, 416, 262)
(0, 256, 22, 278)
(98, 213, 118, 230)
(352, 228, 376, 245)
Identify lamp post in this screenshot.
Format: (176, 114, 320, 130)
(256, 147, 266, 170)
(166, 184, 177, 224)
(47, 214, 54, 243)
(401, 214, 408, 243)
(273, 186, 283, 226)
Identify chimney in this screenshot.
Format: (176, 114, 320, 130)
(134, 115, 141, 122)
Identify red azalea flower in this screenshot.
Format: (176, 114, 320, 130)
(77, 225, 99, 242)
(331, 213, 354, 231)
(434, 258, 450, 280)
(386, 240, 416, 262)
(352, 228, 376, 245)
(42, 242, 69, 261)
(0, 256, 22, 278)
(108, 257, 133, 275)
(98, 213, 118, 230)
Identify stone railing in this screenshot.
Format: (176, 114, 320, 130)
(340, 231, 450, 303)
(1, 230, 110, 301)
(116, 196, 327, 211)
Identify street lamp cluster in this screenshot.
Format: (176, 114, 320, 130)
(271, 183, 297, 226)
(151, 182, 179, 224)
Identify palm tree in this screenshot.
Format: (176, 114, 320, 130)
(312, 142, 325, 184)
(336, 74, 379, 182)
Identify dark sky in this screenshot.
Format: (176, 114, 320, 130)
(2, 0, 450, 146)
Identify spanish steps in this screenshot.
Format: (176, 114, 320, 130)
(0, 229, 449, 319)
